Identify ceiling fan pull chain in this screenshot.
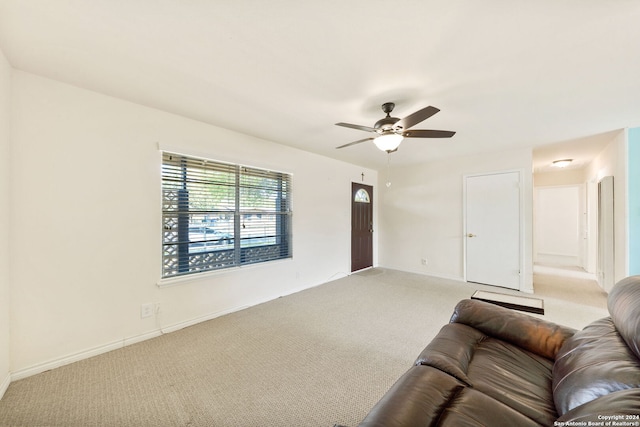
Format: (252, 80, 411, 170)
(386, 153, 392, 188)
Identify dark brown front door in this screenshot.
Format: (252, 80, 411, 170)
(351, 183, 373, 272)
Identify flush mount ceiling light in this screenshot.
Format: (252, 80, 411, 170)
(373, 130, 403, 152)
(552, 159, 573, 168)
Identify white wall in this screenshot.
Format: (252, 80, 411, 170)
(378, 147, 534, 291)
(9, 71, 377, 378)
(585, 130, 628, 285)
(0, 47, 11, 397)
(534, 185, 583, 267)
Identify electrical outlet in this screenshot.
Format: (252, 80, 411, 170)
(140, 303, 154, 319)
(421, 258, 428, 266)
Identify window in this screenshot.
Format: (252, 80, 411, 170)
(161, 152, 292, 278)
(354, 188, 370, 203)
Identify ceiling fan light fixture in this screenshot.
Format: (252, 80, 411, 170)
(335, 102, 454, 152)
(552, 159, 573, 168)
(374, 132, 403, 152)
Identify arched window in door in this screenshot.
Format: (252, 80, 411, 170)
(354, 188, 370, 203)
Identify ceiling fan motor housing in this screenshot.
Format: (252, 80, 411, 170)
(374, 116, 400, 130)
(375, 102, 400, 131)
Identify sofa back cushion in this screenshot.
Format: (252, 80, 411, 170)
(450, 299, 575, 360)
(552, 317, 640, 416)
(608, 275, 640, 360)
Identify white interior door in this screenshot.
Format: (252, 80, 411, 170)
(598, 176, 615, 292)
(465, 171, 521, 290)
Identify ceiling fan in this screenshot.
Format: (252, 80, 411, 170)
(335, 102, 455, 153)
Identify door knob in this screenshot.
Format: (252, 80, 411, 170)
(467, 233, 476, 238)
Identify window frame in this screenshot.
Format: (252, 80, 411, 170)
(160, 151, 293, 280)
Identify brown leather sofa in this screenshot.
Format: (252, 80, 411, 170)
(358, 276, 640, 426)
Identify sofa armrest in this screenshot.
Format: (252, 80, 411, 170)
(450, 299, 576, 360)
(556, 389, 640, 423)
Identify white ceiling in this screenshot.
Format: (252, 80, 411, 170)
(1, 0, 639, 170)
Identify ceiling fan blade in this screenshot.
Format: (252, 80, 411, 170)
(402, 129, 456, 138)
(335, 122, 377, 133)
(336, 137, 374, 149)
(395, 106, 440, 130)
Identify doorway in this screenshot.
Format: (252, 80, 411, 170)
(534, 185, 585, 268)
(351, 182, 373, 272)
(465, 171, 522, 290)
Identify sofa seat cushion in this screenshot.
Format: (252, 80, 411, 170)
(553, 317, 640, 416)
(436, 387, 548, 427)
(359, 365, 544, 427)
(415, 323, 558, 426)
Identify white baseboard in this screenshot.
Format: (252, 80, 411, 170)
(8, 280, 338, 384)
(161, 282, 323, 334)
(9, 291, 312, 382)
(11, 329, 163, 382)
(160, 305, 250, 334)
(0, 372, 10, 400)
(535, 253, 580, 267)
(400, 267, 465, 283)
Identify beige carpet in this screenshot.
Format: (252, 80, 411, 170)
(0, 268, 608, 427)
